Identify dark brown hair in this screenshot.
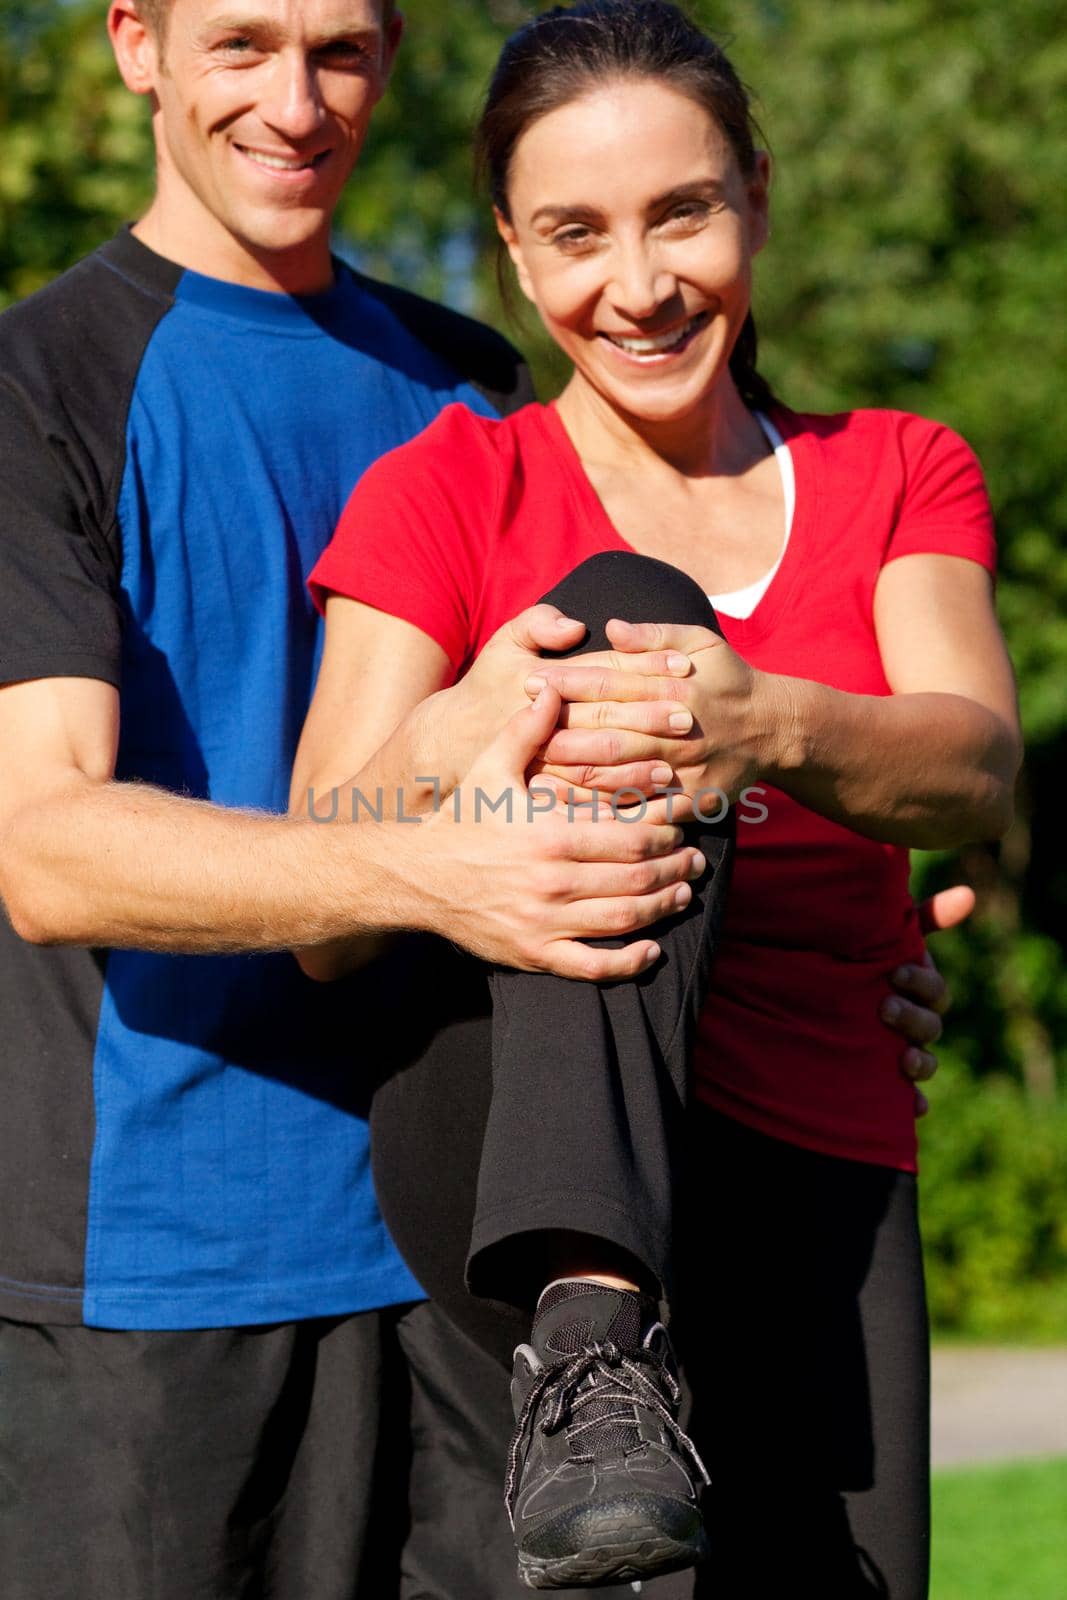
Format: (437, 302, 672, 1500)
(476, 0, 773, 410)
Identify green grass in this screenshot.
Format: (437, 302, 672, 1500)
(932, 1456, 1067, 1599)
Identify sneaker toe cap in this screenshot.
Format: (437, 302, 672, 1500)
(518, 1492, 702, 1560)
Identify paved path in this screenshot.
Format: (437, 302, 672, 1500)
(931, 1346, 1067, 1467)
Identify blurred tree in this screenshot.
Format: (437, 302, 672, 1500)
(333, 0, 533, 304)
(0, 0, 153, 304)
(1, 0, 1064, 1329)
(726, 0, 1067, 1110)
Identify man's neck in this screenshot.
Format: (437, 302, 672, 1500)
(132, 207, 336, 297)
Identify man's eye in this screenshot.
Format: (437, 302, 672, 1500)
(318, 40, 370, 63)
(218, 36, 257, 55)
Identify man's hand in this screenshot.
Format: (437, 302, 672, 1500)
(882, 885, 975, 1116)
(407, 685, 706, 981)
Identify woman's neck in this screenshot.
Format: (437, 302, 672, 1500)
(554, 370, 769, 481)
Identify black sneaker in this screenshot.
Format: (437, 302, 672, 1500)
(505, 1280, 709, 1590)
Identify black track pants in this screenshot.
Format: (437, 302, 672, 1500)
(370, 551, 929, 1596)
(0, 1310, 401, 1600)
(375, 550, 735, 1320)
(471, 552, 735, 1307)
(377, 1114, 930, 1600)
(0, 1129, 928, 1600)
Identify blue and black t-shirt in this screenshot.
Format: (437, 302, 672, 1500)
(0, 228, 531, 1329)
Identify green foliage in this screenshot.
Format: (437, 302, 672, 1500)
(333, 0, 532, 300)
(0, 1, 153, 307)
(720, 0, 1067, 1119)
(931, 1456, 1067, 1600)
(1, 0, 1064, 1333)
(921, 1059, 1067, 1337)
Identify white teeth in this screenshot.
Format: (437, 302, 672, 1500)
(242, 148, 313, 172)
(607, 315, 704, 355)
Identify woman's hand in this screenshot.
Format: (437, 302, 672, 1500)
(453, 605, 684, 801)
(529, 617, 783, 802)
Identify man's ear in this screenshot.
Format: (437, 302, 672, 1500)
(108, 1, 162, 96)
(494, 208, 537, 306)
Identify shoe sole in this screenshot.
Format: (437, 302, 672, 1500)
(517, 1523, 708, 1590)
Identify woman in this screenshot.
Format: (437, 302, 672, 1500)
(293, 3, 1021, 1593)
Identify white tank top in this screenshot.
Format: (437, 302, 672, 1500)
(707, 411, 795, 619)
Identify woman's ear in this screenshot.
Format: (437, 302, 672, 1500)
(746, 150, 772, 257)
(494, 208, 537, 306)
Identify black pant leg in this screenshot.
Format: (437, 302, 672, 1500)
(840, 1170, 930, 1599)
(391, 1116, 930, 1600)
(677, 1109, 930, 1600)
(468, 551, 734, 1307)
(369, 935, 527, 1369)
(0, 1313, 395, 1600)
(371, 551, 732, 1346)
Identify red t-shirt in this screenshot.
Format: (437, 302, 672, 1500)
(310, 400, 997, 1172)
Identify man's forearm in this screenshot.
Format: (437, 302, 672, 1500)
(287, 691, 469, 980)
(0, 774, 419, 952)
(1, 688, 695, 982)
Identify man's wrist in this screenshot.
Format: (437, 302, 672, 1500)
(311, 811, 434, 942)
(382, 813, 452, 940)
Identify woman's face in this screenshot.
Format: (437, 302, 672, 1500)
(498, 78, 769, 424)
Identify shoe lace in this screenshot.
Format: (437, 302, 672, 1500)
(504, 1331, 710, 1528)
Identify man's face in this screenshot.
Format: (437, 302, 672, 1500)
(129, 0, 401, 286)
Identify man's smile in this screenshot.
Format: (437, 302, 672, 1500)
(232, 143, 333, 180)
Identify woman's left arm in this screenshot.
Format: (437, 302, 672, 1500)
(760, 552, 1022, 846)
(534, 554, 1022, 849)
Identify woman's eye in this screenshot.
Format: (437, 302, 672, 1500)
(553, 227, 596, 252)
(661, 202, 709, 229)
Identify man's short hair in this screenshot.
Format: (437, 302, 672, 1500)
(137, 0, 396, 48)
(136, 0, 168, 40)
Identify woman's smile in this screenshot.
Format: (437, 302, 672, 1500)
(598, 308, 712, 363)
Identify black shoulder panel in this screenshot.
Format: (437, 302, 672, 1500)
(351, 270, 537, 415)
(0, 230, 180, 690)
(0, 230, 181, 578)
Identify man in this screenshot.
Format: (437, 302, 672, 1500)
(0, 3, 957, 1596)
(0, 4, 698, 1596)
